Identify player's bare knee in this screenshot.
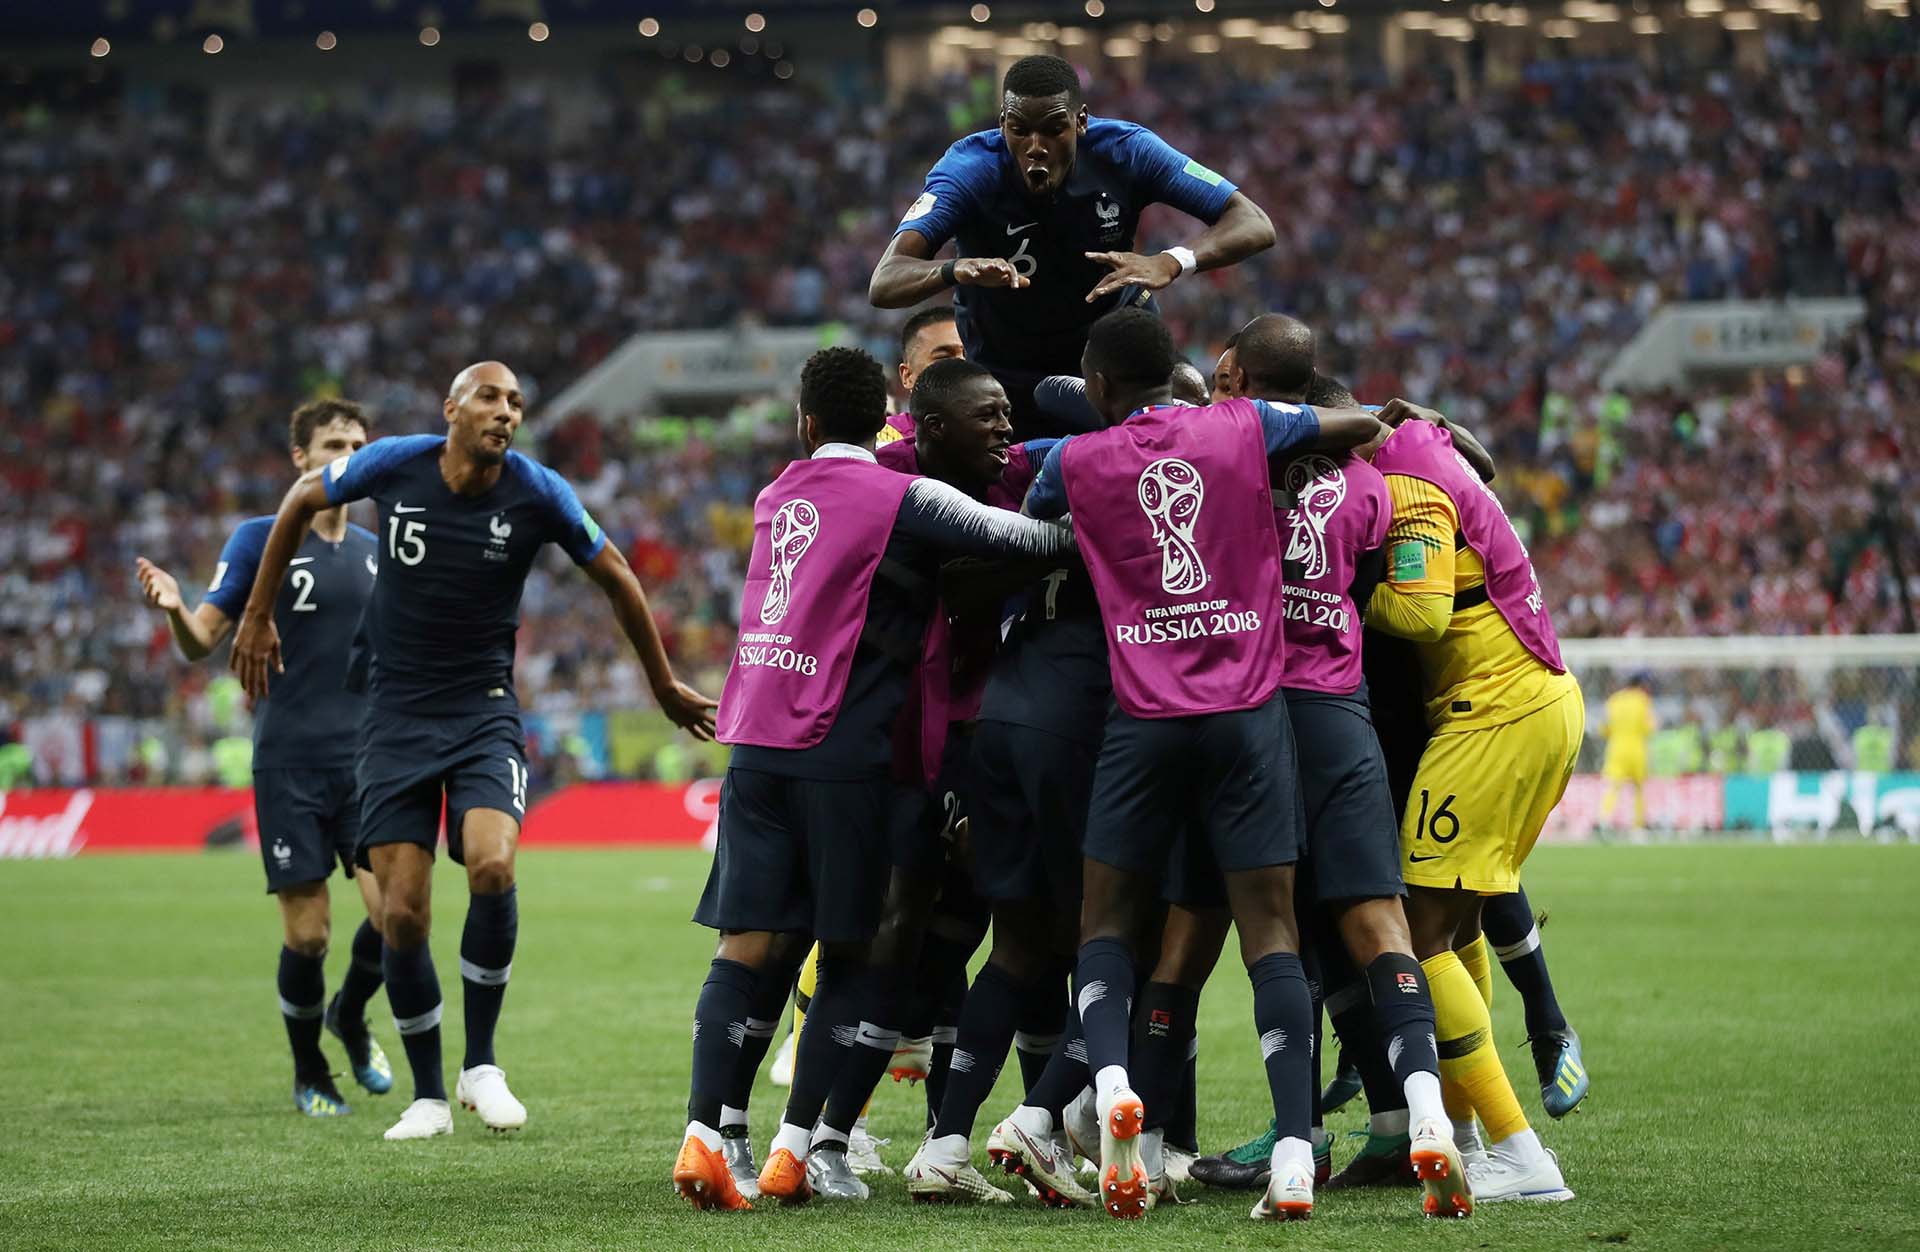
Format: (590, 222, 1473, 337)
(383, 900, 431, 950)
(466, 855, 515, 896)
(285, 926, 329, 959)
(1338, 898, 1414, 967)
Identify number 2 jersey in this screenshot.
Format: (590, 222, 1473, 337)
(321, 434, 606, 716)
(203, 519, 378, 768)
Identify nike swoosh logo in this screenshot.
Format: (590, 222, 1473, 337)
(392, 503, 426, 514)
(1006, 222, 1036, 235)
(365, 557, 379, 575)
(1409, 853, 1443, 863)
(289, 557, 315, 566)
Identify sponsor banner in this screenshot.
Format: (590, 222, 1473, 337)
(0, 782, 725, 859)
(1543, 774, 1725, 841)
(0, 788, 255, 859)
(520, 780, 722, 850)
(1722, 772, 1920, 836)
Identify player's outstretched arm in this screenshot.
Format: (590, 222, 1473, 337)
(1376, 398, 1497, 483)
(1307, 406, 1390, 451)
(229, 471, 328, 697)
(134, 558, 233, 662)
(869, 230, 1029, 309)
(581, 543, 718, 741)
(1083, 190, 1275, 301)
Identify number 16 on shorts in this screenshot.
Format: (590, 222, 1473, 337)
(1408, 788, 1458, 862)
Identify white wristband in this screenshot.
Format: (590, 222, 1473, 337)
(1162, 246, 1198, 279)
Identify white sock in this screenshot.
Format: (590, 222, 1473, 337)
(1011, 1103, 1055, 1137)
(928, 1132, 969, 1164)
(1370, 1108, 1411, 1137)
(1310, 1125, 1334, 1153)
(1094, 1064, 1130, 1111)
(719, 1104, 748, 1130)
(1403, 1071, 1447, 1128)
(772, 1120, 811, 1161)
(1272, 1135, 1315, 1178)
(685, 1119, 722, 1151)
(1491, 1126, 1543, 1163)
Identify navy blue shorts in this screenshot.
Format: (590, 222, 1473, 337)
(254, 766, 359, 893)
(693, 767, 893, 943)
(1085, 693, 1302, 881)
(968, 720, 1096, 908)
(1287, 693, 1405, 903)
(355, 708, 527, 868)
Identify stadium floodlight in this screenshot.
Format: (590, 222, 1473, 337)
(1153, 22, 1175, 39)
(1195, 0, 1215, 13)
(1632, 13, 1662, 31)
(315, 30, 337, 49)
(1056, 25, 1088, 43)
(709, 48, 730, 65)
(202, 34, 224, 53)
(1542, 17, 1579, 34)
(638, 18, 660, 37)
(745, 12, 766, 32)
(1721, 10, 1760, 26)
(1309, 13, 1350, 31)
(856, 8, 877, 28)
(972, 4, 991, 22)
(1189, 32, 1223, 51)
(773, 59, 793, 77)
(1221, 18, 1263, 36)
(528, 22, 549, 41)
(1103, 36, 1139, 55)
(1084, 0, 1105, 17)
(1684, 0, 1724, 14)
(1400, 11, 1438, 29)
(418, 26, 440, 45)
(90, 37, 110, 57)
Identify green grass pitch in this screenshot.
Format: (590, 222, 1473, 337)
(3, 843, 1916, 1251)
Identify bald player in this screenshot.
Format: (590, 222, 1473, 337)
(230, 361, 718, 1142)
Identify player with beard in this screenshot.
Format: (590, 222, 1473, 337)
(870, 55, 1274, 438)
(229, 362, 719, 1142)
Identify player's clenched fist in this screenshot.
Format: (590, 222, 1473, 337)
(952, 257, 1031, 290)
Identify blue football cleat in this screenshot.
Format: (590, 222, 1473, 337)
(294, 1077, 352, 1118)
(1530, 1028, 1590, 1119)
(325, 993, 394, 1095)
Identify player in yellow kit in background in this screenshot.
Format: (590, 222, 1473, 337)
(1364, 405, 1582, 1204)
(1600, 677, 1656, 837)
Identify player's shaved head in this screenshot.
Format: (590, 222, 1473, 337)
(1170, 361, 1210, 407)
(1305, 373, 1357, 408)
(449, 360, 518, 403)
(1233, 315, 1316, 400)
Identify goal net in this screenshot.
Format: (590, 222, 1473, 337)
(1545, 634, 1920, 841)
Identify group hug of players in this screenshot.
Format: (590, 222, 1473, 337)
(129, 52, 1590, 1221)
(673, 55, 1592, 1222)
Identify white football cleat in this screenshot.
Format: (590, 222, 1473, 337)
(383, 1098, 453, 1141)
(1062, 1086, 1101, 1167)
(1466, 1144, 1574, 1203)
(986, 1108, 1095, 1208)
(905, 1133, 1013, 1204)
(456, 1065, 527, 1133)
(1165, 1143, 1196, 1186)
(847, 1116, 893, 1176)
(888, 1034, 933, 1084)
(1250, 1157, 1314, 1221)
(1096, 1087, 1149, 1220)
(1409, 1118, 1472, 1219)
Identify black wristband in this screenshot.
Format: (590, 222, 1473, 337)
(939, 259, 957, 288)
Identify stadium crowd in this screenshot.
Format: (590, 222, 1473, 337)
(1, 24, 1915, 784)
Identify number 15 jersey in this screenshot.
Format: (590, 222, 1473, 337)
(322, 434, 606, 716)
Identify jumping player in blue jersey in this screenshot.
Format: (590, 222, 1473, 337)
(229, 361, 718, 1142)
(868, 54, 1275, 438)
(137, 398, 394, 1119)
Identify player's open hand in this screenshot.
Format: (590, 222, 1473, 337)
(229, 610, 283, 699)
(1083, 251, 1182, 302)
(656, 679, 720, 741)
(953, 257, 1030, 291)
(1376, 398, 1449, 428)
(135, 558, 183, 613)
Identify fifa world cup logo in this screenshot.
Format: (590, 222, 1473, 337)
(1283, 455, 1347, 582)
(1137, 458, 1209, 595)
(760, 499, 819, 624)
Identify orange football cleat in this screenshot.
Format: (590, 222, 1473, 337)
(674, 1135, 752, 1212)
(756, 1146, 814, 1205)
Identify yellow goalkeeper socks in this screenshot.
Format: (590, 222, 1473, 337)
(1459, 933, 1493, 1010)
(1422, 950, 1530, 1145)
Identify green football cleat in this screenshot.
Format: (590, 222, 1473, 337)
(1531, 1028, 1589, 1119)
(293, 1076, 352, 1118)
(325, 993, 394, 1096)
(1324, 1131, 1419, 1189)
(1186, 1118, 1277, 1190)
(1318, 1053, 1364, 1116)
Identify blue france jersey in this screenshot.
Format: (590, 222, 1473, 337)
(895, 118, 1236, 377)
(203, 518, 378, 768)
(321, 435, 607, 715)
